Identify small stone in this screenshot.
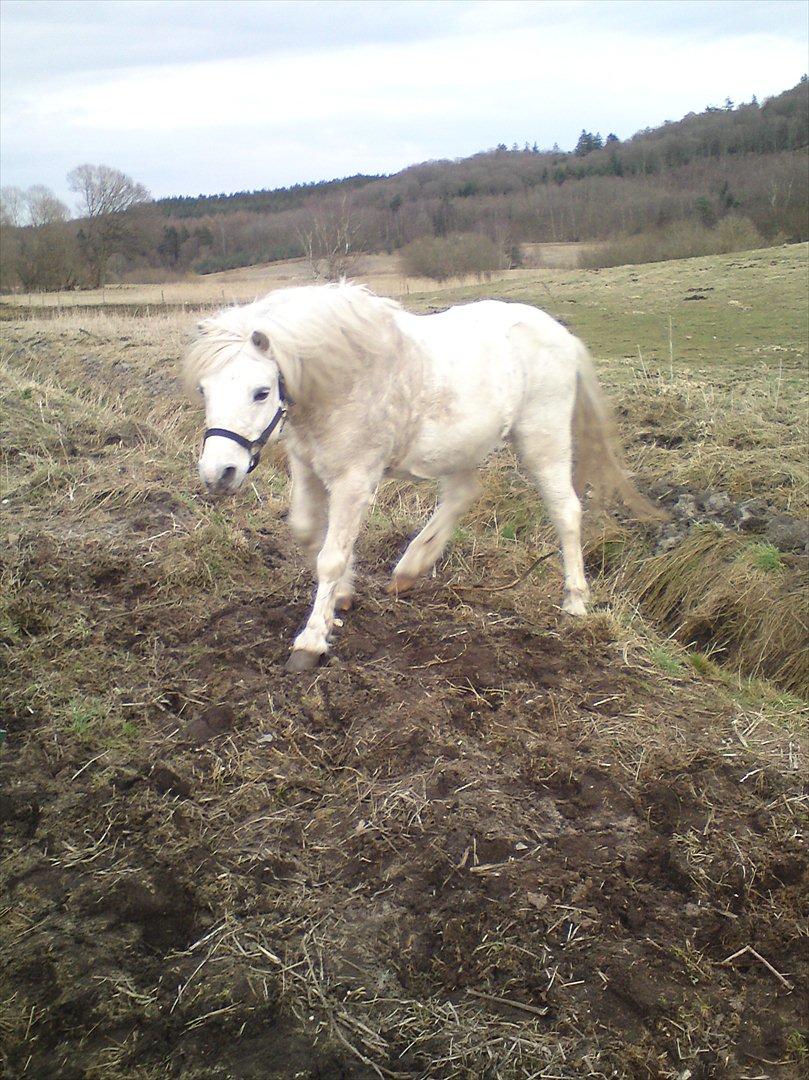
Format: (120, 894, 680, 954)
(657, 535, 682, 552)
(673, 494, 698, 520)
(737, 499, 768, 533)
(766, 513, 809, 554)
(704, 492, 731, 514)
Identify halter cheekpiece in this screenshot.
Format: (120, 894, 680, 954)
(203, 372, 292, 474)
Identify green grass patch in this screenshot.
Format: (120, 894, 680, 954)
(747, 541, 785, 572)
(66, 695, 110, 738)
(649, 646, 686, 676)
(452, 524, 473, 546)
(786, 1029, 808, 1063)
(688, 651, 720, 677)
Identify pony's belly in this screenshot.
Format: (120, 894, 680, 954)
(393, 430, 503, 480)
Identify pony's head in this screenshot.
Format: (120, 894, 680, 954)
(184, 315, 287, 496)
(183, 283, 404, 494)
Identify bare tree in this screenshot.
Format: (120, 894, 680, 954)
(24, 185, 69, 227)
(299, 195, 362, 281)
(67, 164, 150, 286)
(0, 186, 27, 227)
(0, 189, 23, 289)
(1, 185, 76, 291)
(68, 164, 149, 218)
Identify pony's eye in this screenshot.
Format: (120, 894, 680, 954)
(197, 384, 204, 397)
(253, 388, 271, 402)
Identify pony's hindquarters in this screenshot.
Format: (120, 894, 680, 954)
(509, 320, 662, 616)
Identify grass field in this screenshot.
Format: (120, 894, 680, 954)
(1, 244, 807, 1079)
(0, 243, 600, 313)
(0, 252, 554, 312)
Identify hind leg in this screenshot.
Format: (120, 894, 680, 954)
(388, 471, 480, 594)
(513, 427, 589, 616)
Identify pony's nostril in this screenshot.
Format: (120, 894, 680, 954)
(221, 466, 237, 483)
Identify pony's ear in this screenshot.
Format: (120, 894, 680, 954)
(251, 330, 270, 352)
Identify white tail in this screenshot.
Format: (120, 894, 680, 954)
(572, 345, 666, 520)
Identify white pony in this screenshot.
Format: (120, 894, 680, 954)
(185, 283, 659, 671)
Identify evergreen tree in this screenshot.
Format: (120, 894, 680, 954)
(574, 130, 603, 156)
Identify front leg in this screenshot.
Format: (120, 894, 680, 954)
(287, 470, 378, 671)
(288, 454, 355, 611)
(288, 454, 327, 566)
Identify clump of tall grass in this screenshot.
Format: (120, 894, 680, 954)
(613, 526, 808, 696)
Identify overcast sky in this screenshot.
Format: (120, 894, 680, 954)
(1, 0, 807, 207)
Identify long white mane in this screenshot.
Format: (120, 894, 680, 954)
(184, 283, 404, 402)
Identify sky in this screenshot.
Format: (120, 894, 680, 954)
(1, 0, 807, 208)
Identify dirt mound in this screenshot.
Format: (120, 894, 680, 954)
(2, 514, 807, 1078)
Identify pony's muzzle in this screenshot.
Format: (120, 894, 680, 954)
(199, 459, 245, 496)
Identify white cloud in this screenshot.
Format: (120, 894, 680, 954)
(1, 1, 806, 201)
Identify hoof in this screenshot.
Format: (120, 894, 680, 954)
(562, 597, 588, 617)
(387, 573, 418, 596)
(286, 649, 323, 673)
(335, 594, 354, 612)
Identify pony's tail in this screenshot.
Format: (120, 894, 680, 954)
(572, 343, 667, 520)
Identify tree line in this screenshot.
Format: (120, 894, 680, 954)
(1, 79, 806, 292)
(1, 165, 150, 291)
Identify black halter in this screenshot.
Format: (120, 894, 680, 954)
(203, 374, 292, 474)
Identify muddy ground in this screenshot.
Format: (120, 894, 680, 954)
(3, 506, 808, 1077)
(1, 305, 808, 1079)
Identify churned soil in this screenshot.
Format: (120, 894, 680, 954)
(2, 511, 807, 1079)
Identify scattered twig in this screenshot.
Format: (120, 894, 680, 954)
(467, 988, 548, 1018)
(70, 750, 111, 781)
(721, 945, 794, 991)
(454, 548, 555, 593)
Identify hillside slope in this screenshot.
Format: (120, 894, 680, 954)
(148, 80, 808, 275)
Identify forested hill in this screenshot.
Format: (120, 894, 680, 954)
(153, 79, 808, 221)
(157, 173, 383, 220)
(143, 79, 806, 276)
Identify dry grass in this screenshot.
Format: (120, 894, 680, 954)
(2, 245, 808, 1079)
(610, 526, 809, 696)
(0, 252, 556, 313)
(609, 362, 808, 514)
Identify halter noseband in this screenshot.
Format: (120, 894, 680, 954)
(203, 373, 292, 474)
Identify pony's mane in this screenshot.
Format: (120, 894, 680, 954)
(183, 283, 404, 403)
